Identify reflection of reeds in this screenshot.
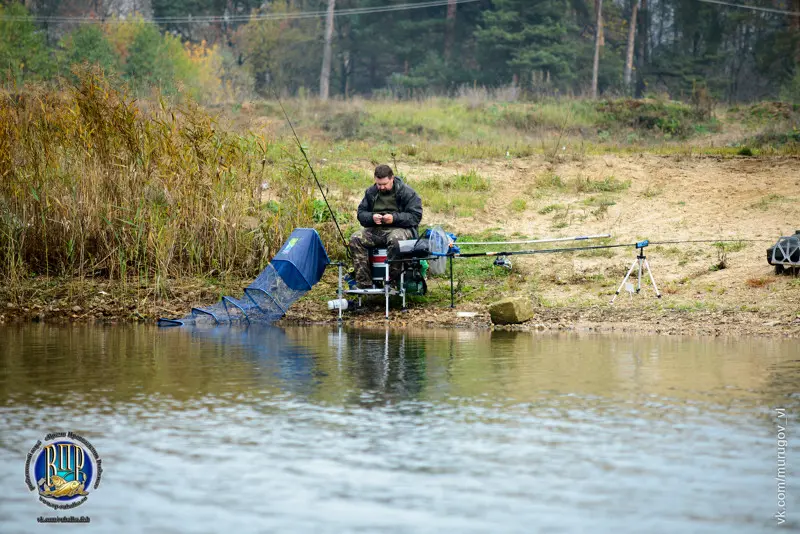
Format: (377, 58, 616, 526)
(0, 70, 342, 293)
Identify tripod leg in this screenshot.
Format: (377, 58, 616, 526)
(643, 259, 662, 298)
(611, 259, 639, 304)
(637, 258, 643, 293)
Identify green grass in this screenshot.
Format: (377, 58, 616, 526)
(538, 203, 564, 215)
(410, 253, 527, 306)
(416, 170, 491, 192)
(576, 247, 615, 258)
(749, 194, 793, 211)
(715, 241, 748, 253)
(572, 175, 631, 193)
(534, 172, 567, 190)
(666, 300, 719, 312)
(319, 165, 372, 191)
(641, 186, 664, 198)
(595, 98, 718, 139)
(510, 198, 527, 212)
(242, 96, 799, 164)
(456, 229, 524, 243)
(413, 170, 491, 216)
(532, 172, 629, 195)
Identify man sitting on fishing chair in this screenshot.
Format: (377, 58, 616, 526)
(349, 164, 423, 289)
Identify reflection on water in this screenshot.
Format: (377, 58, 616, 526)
(0, 324, 798, 533)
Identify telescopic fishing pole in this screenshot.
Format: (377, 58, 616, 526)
(457, 233, 611, 246)
(455, 242, 635, 258)
(453, 237, 764, 258)
(273, 92, 352, 262)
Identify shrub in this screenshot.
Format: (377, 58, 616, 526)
(595, 99, 708, 138)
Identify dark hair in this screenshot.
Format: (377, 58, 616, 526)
(374, 164, 394, 179)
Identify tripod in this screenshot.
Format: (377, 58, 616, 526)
(610, 240, 662, 304)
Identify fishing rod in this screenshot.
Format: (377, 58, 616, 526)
(648, 239, 765, 245)
(457, 233, 611, 246)
(453, 238, 766, 258)
(273, 92, 352, 262)
(455, 242, 635, 258)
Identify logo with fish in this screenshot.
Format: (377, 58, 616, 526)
(25, 432, 103, 510)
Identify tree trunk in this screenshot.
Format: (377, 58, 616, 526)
(591, 0, 604, 99)
(635, 0, 648, 97)
(319, 0, 336, 100)
(338, 21, 351, 98)
(793, 0, 800, 62)
(624, 0, 638, 93)
(445, 0, 457, 60)
(793, 0, 800, 31)
(224, 0, 233, 47)
(641, 0, 649, 64)
(341, 49, 350, 98)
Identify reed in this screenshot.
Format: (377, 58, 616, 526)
(0, 69, 339, 292)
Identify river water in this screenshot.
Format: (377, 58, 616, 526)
(0, 324, 797, 533)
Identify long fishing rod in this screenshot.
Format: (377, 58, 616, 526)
(648, 239, 765, 245)
(457, 233, 611, 246)
(453, 238, 768, 258)
(455, 242, 635, 258)
(273, 93, 352, 262)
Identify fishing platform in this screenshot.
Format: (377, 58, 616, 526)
(330, 228, 458, 320)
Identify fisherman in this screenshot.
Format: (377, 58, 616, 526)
(349, 164, 423, 288)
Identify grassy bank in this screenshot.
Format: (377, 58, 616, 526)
(223, 95, 800, 163)
(1, 73, 798, 327)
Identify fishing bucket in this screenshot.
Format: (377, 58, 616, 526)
(371, 248, 389, 281)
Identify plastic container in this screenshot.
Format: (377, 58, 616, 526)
(371, 248, 389, 281)
(327, 299, 349, 310)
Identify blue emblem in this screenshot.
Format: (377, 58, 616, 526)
(25, 432, 103, 510)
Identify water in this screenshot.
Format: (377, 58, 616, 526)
(1, 324, 798, 533)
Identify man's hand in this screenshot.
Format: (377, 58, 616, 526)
(372, 213, 383, 225)
(382, 213, 393, 225)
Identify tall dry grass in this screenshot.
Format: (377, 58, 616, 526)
(0, 69, 335, 293)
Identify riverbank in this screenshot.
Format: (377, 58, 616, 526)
(2, 266, 799, 338)
(2, 151, 799, 338)
(2, 84, 798, 338)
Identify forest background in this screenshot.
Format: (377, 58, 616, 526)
(2, 0, 798, 103)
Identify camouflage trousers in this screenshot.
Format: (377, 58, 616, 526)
(349, 227, 415, 287)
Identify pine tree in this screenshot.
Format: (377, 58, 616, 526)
(476, 0, 588, 93)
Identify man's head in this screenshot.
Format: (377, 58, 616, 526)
(374, 164, 394, 192)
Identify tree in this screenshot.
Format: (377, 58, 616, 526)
(238, 0, 322, 96)
(445, 0, 456, 60)
(0, 2, 53, 85)
(591, 0, 603, 98)
(476, 0, 588, 93)
(151, 0, 263, 42)
(58, 24, 119, 77)
(320, 0, 335, 100)
(123, 23, 187, 95)
(623, 0, 638, 93)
